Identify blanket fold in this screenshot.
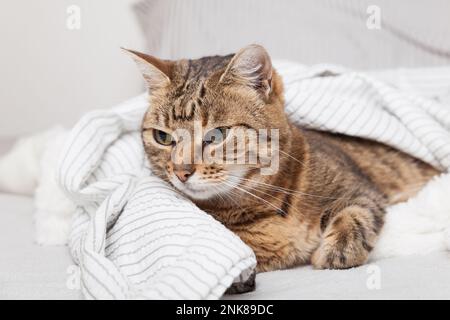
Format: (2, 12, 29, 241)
(58, 97, 256, 299)
(58, 61, 450, 299)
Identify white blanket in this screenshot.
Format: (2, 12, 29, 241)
(57, 62, 450, 299)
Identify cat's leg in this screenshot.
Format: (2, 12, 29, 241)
(311, 203, 385, 269)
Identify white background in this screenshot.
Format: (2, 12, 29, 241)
(0, 0, 144, 136)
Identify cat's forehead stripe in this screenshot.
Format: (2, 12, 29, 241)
(153, 54, 235, 128)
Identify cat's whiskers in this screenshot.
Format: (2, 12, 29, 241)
(233, 180, 304, 215)
(199, 175, 249, 211)
(227, 173, 352, 200)
(221, 180, 288, 216)
(219, 187, 246, 211)
(278, 149, 307, 167)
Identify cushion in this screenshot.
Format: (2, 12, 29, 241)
(134, 0, 450, 69)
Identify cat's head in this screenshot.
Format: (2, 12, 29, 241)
(125, 45, 290, 201)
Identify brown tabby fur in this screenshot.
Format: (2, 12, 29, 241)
(125, 45, 440, 275)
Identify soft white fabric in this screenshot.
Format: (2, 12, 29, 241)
(0, 127, 75, 245)
(1, 192, 449, 300)
(277, 62, 450, 170)
(57, 97, 256, 299)
(54, 62, 450, 300)
(372, 171, 450, 260)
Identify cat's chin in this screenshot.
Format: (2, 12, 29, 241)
(177, 187, 221, 200)
(169, 176, 239, 201)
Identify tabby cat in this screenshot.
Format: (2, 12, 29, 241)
(125, 45, 439, 274)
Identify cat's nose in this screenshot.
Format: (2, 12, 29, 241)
(174, 167, 195, 183)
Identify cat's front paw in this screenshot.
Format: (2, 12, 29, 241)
(311, 206, 378, 269)
(311, 241, 369, 269)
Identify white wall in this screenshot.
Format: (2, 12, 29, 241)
(0, 0, 145, 136)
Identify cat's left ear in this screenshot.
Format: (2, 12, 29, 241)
(122, 48, 174, 91)
(220, 44, 273, 98)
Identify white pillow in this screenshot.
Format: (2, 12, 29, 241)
(134, 0, 450, 69)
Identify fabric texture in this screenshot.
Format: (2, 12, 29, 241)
(279, 62, 450, 170)
(57, 62, 450, 299)
(57, 97, 256, 300)
(0, 192, 448, 300)
(134, 0, 450, 69)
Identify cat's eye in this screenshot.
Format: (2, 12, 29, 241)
(204, 127, 228, 145)
(153, 129, 174, 146)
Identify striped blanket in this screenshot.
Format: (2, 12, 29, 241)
(57, 62, 450, 299)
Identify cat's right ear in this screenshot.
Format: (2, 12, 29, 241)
(220, 44, 273, 99)
(122, 48, 173, 91)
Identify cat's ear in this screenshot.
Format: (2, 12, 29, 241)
(122, 48, 173, 91)
(220, 44, 273, 98)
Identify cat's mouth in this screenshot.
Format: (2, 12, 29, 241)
(169, 171, 243, 200)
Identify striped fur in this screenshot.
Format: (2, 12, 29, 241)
(128, 45, 442, 272)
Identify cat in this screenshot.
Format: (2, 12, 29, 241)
(124, 44, 440, 274)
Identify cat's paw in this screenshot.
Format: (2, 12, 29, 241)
(312, 206, 377, 269)
(311, 240, 369, 269)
